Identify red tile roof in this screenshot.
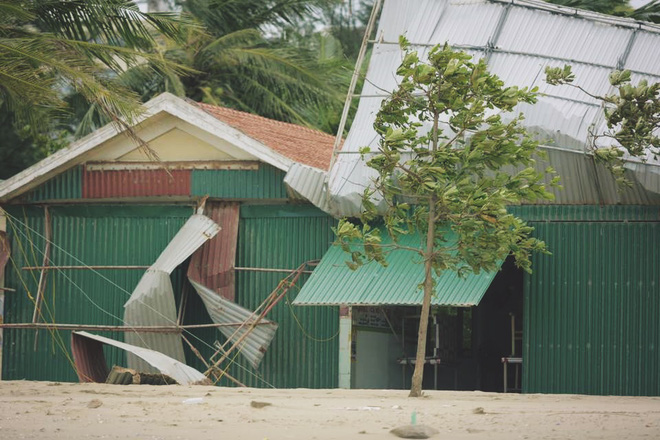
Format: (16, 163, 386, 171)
(197, 103, 336, 171)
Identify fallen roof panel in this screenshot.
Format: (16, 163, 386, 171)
(190, 280, 278, 370)
(72, 331, 208, 385)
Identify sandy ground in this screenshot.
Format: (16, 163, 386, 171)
(0, 381, 659, 440)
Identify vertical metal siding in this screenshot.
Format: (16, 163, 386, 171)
(82, 168, 191, 198)
(187, 202, 240, 301)
(2, 205, 192, 381)
(523, 219, 660, 396)
(27, 166, 82, 201)
(191, 164, 288, 199)
(508, 205, 660, 222)
(233, 207, 339, 388)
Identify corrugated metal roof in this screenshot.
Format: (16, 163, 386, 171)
(286, 0, 660, 216)
(72, 331, 208, 385)
(189, 280, 278, 370)
(293, 229, 502, 306)
(283, 163, 330, 210)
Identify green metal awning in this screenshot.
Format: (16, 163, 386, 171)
(293, 230, 502, 307)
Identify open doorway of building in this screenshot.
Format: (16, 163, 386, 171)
(350, 257, 523, 392)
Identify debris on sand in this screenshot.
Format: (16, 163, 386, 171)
(250, 401, 272, 409)
(87, 399, 103, 409)
(473, 407, 485, 414)
(390, 424, 439, 439)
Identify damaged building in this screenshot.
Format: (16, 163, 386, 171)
(1, 0, 660, 396)
(0, 93, 339, 388)
(289, 0, 660, 396)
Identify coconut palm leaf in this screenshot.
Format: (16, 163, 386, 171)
(0, 0, 193, 170)
(629, 0, 660, 23)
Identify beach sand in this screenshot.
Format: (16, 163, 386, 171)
(1, 380, 659, 439)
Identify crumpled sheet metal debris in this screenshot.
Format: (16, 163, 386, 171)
(189, 279, 278, 369)
(151, 214, 221, 274)
(124, 214, 220, 372)
(71, 331, 208, 385)
(124, 271, 186, 370)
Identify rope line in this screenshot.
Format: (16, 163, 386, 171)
(285, 291, 339, 343)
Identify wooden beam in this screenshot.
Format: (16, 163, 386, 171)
(234, 266, 314, 275)
(22, 265, 149, 270)
(0, 322, 276, 332)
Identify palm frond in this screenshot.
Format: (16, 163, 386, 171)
(629, 0, 660, 23)
(34, 0, 186, 48)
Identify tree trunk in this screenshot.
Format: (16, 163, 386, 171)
(409, 108, 440, 398)
(408, 211, 436, 397)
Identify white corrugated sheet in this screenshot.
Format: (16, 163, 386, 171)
(124, 214, 220, 372)
(286, 0, 660, 216)
(151, 214, 221, 274)
(189, 280, 278, 370)
(74, 331, 208, 385)
(124, 271, 186, 371)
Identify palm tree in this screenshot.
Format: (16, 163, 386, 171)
(0, 0, 186, 136)
(545, 0, 660, 22)
(113, 0, 350, 135)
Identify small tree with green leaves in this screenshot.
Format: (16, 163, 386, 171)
(335, 38, 559, 398)
(546, 65, 659, 185)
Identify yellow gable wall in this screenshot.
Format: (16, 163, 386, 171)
(85, 112, 258, 163)
(118, 128, 234, 161)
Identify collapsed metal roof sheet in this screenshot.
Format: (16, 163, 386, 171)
(286, 0, 660, 216)
(124, 214, 220, 372)
(124, 271, 187, 370)
(189, 280, 278, 369)
(72, 331, 208, 385)
(151, 214, 221, 274)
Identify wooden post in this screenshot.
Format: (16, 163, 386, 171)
(0, 211, 7, 379)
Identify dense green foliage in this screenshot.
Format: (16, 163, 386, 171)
(546, 65, 660, 185)
(0, 0, 189, 178)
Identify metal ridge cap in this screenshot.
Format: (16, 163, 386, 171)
(487, 0, 660, 32)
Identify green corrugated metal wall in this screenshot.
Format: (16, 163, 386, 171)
(182, 204, 339, 388)
(191, 164, 288, 199)
(26, 166, 82, 201)
(520, 206, 660, 396)
(2, 205, 192, 381)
